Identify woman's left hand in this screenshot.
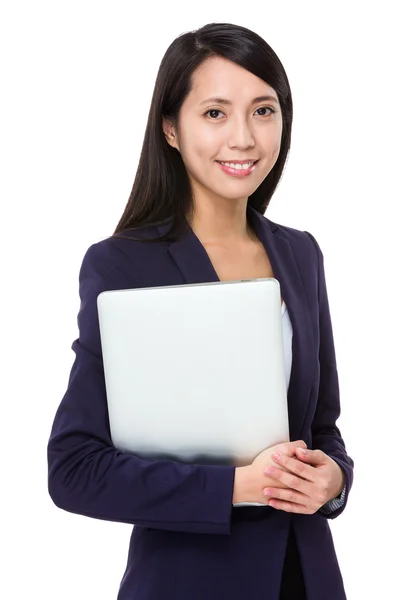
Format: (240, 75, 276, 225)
(262, 447, 345, 513)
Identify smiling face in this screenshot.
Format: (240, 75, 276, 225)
(162, 55, 283, 212)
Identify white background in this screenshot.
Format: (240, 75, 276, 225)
(1, 1, 413, 598)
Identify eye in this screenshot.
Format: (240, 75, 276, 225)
(256, 106, 276, 116)
(204, 106, 277, 120)
(204, 109, 224, 119)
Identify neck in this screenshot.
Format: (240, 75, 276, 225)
(187, 200, 256, 245)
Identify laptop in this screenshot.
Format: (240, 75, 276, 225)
(97, 278, 290, 471)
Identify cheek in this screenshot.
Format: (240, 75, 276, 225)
(192, 139, 220, 167)
(180, 144, 215, 181)
(268, 136, 282, 164)
(263, 123, 283, 154)
(272, 145, 281, 162)
(184, 146, 211, 171)
(181, 131, 216, 163)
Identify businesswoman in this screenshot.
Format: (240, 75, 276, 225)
(47, 22, 354, 599)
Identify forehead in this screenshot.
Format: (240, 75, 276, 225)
(186, 56, 277, 105)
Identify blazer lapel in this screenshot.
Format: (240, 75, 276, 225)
(168, 233, 220, 285)
(158, 207, 315, 441)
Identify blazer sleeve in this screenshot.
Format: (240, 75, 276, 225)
(47, 242, 236, 535)
(304, 231, 355, 519)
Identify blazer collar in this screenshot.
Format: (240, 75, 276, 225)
(157, 206, 315, 441)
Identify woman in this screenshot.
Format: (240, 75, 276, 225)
(47, 22, 354, 599)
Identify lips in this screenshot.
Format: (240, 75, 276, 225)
(216, 160, 259, 177)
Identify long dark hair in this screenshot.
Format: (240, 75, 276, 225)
(113, 22, 293, 243)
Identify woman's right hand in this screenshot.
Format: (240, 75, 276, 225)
(232, 440, 308, 504)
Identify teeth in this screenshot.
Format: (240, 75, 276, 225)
(219, 161, 254, 170)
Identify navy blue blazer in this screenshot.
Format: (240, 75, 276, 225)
(47, 205, 354, 599)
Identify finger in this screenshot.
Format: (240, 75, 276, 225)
(268, 498, 312, 514)
(294, 447, 327, 465)
(277, 440, 307, 455)
(264, 463, 314, 495)
(269, 452, 315, 482)
(263, 486, 309, 506)
(289, 440, 307, 451)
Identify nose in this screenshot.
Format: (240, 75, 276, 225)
(227, 115, 255, 150)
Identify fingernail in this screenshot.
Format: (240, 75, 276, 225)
(264, 489, 272, 496)
(272, 452, 281, 460)
(264, 466, 276, 476)
(298, 448, 307, 455)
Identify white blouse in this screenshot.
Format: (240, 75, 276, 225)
(281, 300, 293, 391)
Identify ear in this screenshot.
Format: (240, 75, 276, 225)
(162, 116, 180, 152)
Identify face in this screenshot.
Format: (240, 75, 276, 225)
(162, 55, 283, 211)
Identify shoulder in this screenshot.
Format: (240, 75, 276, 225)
(80, 224, 164, 277)
(260, 212, 323, 260)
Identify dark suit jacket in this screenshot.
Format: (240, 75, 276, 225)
(47, 205, 354, 599)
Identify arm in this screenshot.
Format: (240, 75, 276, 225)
(47, 242, 236, 535)
(304, 231, 354, 519)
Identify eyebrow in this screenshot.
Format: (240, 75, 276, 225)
(199, 95, 279, 106)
